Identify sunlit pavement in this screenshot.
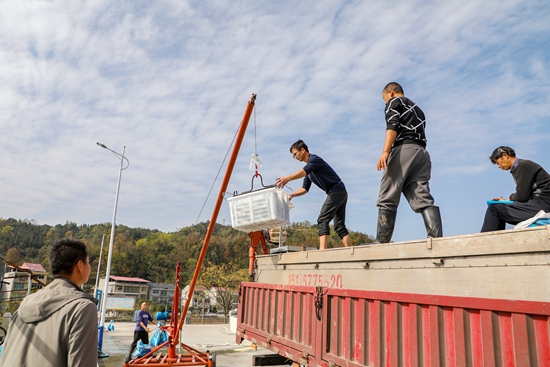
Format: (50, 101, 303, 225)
(98, 322, 271, 367)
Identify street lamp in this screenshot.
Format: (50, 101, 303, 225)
(96, 142, 129, 354)
(93, 234, 106, 300)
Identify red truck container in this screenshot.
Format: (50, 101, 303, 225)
(236, 226, 550, 367)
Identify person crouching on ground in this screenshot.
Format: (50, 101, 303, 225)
(481, 146, 550, 232)
(276, 139, 352, 250)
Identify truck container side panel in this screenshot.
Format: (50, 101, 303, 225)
(480, 309, 497, 367)
(259, 291, 271, 330)
(304, 291, 312, 347)
(238, 282, 550, 367)
(285, 291, 294, 340)
(342, 297, 351, 361)
(452, 307, 467, 367)
(469, 310, 483, 367)
(386, 301, 399, 367)
(533, 315, 550, 365)
(293, 291, 303, 343)
(402, 304, 409, 367)
(497, 312, 514, 367)
(314, 291, 324, 363)
(421, 305, 437, 367)
(352, 298, 366, 365)
(268, 288, 276, 335)
(276, 288, 284, 337)
(238, 283, 317, 362)
(369, 299, 382, 367)
(402, 303, 419, 367)
(510, 313, 530, 366)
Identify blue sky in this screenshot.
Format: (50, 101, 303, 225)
(1, 0, 549, 242)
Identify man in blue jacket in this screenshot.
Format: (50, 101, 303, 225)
(276, 139, 352, 249)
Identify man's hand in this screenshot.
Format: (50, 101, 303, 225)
(275, 176, 289, 188)
(377, 152, 390, 171)
(377, 130, 397, 171)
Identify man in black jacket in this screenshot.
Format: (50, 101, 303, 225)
(481, 146, 550, 232)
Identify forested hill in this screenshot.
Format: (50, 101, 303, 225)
(0, 217, 372, 287)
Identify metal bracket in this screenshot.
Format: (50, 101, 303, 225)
(314, 286, 325, 321)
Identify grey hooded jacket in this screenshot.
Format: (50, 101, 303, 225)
(0, 277, 98, 367)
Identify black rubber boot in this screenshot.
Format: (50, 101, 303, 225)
(421, 206, 443, 238)
(375, 209, 397, 243)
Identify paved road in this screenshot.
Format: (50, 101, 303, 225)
(98, 322, 285, 367)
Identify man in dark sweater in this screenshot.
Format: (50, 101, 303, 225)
(481, 146, 550, 232)
(125, 301, 157, 362)
(375, 82, 442, 243)
(276, 140, 352, 249)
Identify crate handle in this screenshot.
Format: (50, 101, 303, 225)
(238, 174, 275, 195)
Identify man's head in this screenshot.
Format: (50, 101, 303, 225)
(141, 302, 148, 311)
(490, 146, 516, 170)
(49, 238, 91, 286)
(290, 139, 309, 163)
(382, 82, 405, 104)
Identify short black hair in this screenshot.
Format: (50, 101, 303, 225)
(49, 238, 88, 277)
(290, 139, 309, 153)
(489, 146, 516, 164)
(382, 82, 404, 95)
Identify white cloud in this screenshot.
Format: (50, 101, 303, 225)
(0, 0, 549, 242)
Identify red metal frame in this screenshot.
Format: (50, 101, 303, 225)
(126, 263, 215, 366)
(237, 282, 550, 367)
(247, 231, 269, 281)
(125, 94, 256, 366)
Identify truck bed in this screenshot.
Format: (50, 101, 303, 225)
(236, 226, 550, 366)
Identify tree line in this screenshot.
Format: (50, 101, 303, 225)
(0, 217, 373, 290)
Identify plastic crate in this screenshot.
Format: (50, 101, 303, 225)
(227, 187, 290, 232)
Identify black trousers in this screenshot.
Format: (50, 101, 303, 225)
(128, 330, 149, 358)
(481, 197, 550, 232)
(317, 190, 349, 238)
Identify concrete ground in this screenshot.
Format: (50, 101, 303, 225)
(98, 322, 288, 367)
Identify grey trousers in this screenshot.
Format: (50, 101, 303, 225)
(377, 144, 435, 213)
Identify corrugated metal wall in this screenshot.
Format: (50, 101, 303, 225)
(237, 283, 550, 367)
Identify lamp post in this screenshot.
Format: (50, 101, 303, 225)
(96, 142, 129, 354)
(27, 272, 32, 296)
(94, 234, 106, 300)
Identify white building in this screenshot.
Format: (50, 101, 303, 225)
(148, 282, 175, 308)
(1, 262, 48, 302)
(97, 275, 150, 300)
(181, 284, 211, 311)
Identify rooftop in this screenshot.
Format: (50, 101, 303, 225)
(20, 262, 47, 273)
(110, 275, 150, 283)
